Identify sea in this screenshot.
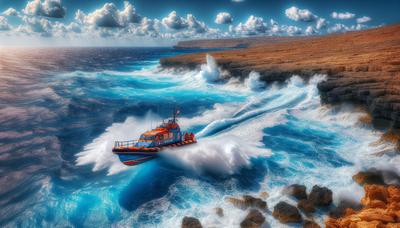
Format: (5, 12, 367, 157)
(0, 47, 398, 227)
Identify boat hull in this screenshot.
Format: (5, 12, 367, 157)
(113, 139, 196, 166)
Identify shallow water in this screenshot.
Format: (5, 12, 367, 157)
(0, 47, 399, 227)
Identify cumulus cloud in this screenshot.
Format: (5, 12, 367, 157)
(162, 11, 188, 30)
(2, 8, 18, 17)
(285, 6, 317, 22)
(17, 16, 52, 36)
(76, 1, 141, 28)
(285, 25, 302, 35)
(0, 16, 11, 31)
(357, 16, 371, 24)
(305, 26, 317, 35)
(215, 12, 233, 24)
(331, 12, 355, 20)
(23, 0, 66, 18)
(187, 14, 207, 33)
(316, 17, 327, 30)
(233, 15, 267, 35)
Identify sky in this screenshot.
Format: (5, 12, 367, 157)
(0, 0, 399, 46)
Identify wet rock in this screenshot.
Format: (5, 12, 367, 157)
(226, 195, 267, 210)
(308, 185, 332, 207)
(260, 192, 269, 199)
(214, 207, 223, 217)
(285, 184, 307, 200)
(182, 216, 202, 228)
(240, 209, 265, 228)
(353, 171, 385, 186)
(328, 200, 362, 219)
(303, 219, 321, 228)
(272, 202, 302, 224)
(298, 199, 316, 214)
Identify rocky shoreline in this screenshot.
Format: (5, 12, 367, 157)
(161, 24, 400, 131)
(181, 171, 400, 228)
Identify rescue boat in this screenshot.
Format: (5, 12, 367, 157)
(112, 110, 196, 166)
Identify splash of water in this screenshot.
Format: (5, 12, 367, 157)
(197, 54, 221, 82)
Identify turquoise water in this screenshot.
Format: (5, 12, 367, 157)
(0, 48, 397, 227)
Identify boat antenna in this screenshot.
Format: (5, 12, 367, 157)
(173, 106, 179, 123)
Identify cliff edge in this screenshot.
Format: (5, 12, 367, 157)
(161, 24, 400, 129)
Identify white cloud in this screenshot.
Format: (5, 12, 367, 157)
(0, 16, 11, 31)
(18, 16, 52, 36)
(316, 17, 327, 30)
(2, 8, 18, 17)
(23, 0, 66, 18)
(162, 11, 188, 30)
(232, 0, 245, 2)
(215, 12, 233, 24)
(305, 26, 317, 35)
(357, 16, 371, 24)
(331, 12, 355, 20)
(285, 6, 317, 22)
(77, 1, 141, 28)
(187, 14, 207, 33)
(119, 1, 141, 25)
(233, 15, 267, 35)
(285, 25, 302, 35)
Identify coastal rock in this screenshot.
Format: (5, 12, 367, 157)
(227, 195, 267, 210)
(214, 207, 224, 217)
(260, 192, 269, 199)
(272, 202, 302, 224)
(325, 184, 400, 227)
(182, 216, 202, 228)
(308, 185, 332, 207)
(353, 171, 385, 186)
(285, 184, 307, 200)
(303, 220, 321, 228)
(298, 199, 316, 214)
(240, 209, 266, 228)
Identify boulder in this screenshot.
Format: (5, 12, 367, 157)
(226, 195, 267, 210)
(214, 207, 223, 217)
(240, 209, 266, 228)
(285, 184, 307, 200)
(298, 199, 316, 214)
(353, 171, 385, 186)
(182, 216, 202, 228)
(309, 185, 332, 207)
(272, 201, 302, 224)
(260, 192, 269, 199)
(303, 220, 321, 228)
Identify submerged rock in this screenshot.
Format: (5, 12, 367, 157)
(303, 219, 321, 228)
(309, 185, 332, 207)
(226, 195, 267, 210)
(272, 202, 302, 224)
(260, 192, 269, 199)
(285, 184, 307, 200)
(298, 199, 316, 214)
(240, 209, 266, 228)
(182, 216, 202, 228)
(214, 207, 224, 217)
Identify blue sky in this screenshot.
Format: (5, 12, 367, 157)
(0, 0, 399, 46)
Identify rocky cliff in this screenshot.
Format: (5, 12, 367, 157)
(161, 24, 400, 129)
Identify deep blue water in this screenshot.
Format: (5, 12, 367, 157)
(0, 47, 396, 227)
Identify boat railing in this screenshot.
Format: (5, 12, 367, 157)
(114, 140, 138, 148)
